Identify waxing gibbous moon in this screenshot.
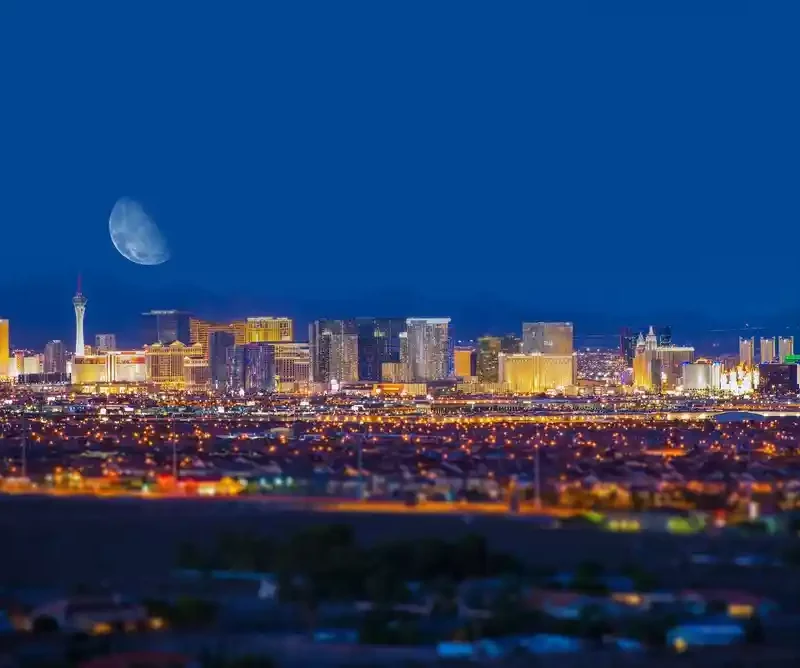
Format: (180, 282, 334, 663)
(109, 197, 171, 266)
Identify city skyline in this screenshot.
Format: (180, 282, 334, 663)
(4, 271, 800, 354)
(5, 280, 800, 395)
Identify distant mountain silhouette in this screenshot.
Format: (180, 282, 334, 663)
(2, 272, 799, 355)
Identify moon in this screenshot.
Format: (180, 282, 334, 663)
(109, 197, 170, 266)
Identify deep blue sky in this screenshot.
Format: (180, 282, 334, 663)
(0, 1, 796, 347)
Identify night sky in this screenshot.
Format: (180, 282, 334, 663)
(0, 1, 795, 348)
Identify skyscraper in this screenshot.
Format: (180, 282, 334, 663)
(208, 330, 235, 389)
(760, 337, 776, 364)
(633, 326, 694, 391)
(454, 346, 476, 379)
(779, 336, 794, 363)
(739, 337, 755, 367)
(95, 333, 117, 353)
(190, 318, 243, 359)
(356, 317, 406, 381)
(522, 322, 573, 356)
(500, 334, 522, 355)
(477, 336, 502, 382)
(620, 327, 637, 367)
(44, 340, 67, 375)
(73, 277, 87, 356)
(309, 319, 359, 384)
(227, 343, 275, 393)
(269, 342, 311, 392)
(0, 319, 8, 380)
(405, 317, 451, 382)
(143, 310, 192, 345)
(500, 353, 575, 393)
(245, 317, 293, 343)
(145, 341, 203, 388)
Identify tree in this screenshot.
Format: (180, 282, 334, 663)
(744, 615, 765, 644)
(32, 615, 59, 634)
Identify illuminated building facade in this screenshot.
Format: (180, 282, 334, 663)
(189, 317, 213, 350)
(44, 340, 67, 375)
(108, 351, 147, 383)
(381, 361, 408, 382)
(356, 317, 405, 381)
(71, 355, 109, 384)
(23, 354, 42, 376)
(183, 356, 210, 390)
(760, 337, 776, 364)
(95, 333, 116, 353)
(209, 331, 235, 389)
(454, 347, 476, 379)
(779, 336, 794, 363)
(719, 366, 758, 395)
(190, 318, 244, 359)
(227, 343, 275, 393)
(143, 310, 192, 345)
(477, 336, 502, 382)
(759, 363, 799, 394)
(268, 342, 311, 392)
(0, 319, 8, 380)
(405, 317, 452, 382)
(657, 346, 695, 388)
(499, 353, 575, 393)
(739, 337, 754, 367)
(540, 354, 575, 390)
(145, 341, 203, 388)
(245, 317, 293, 343)
(633, 326, 694, 391)
(522, 322, 573, 356)
(681, 360, 722, 391)
(309, 319, 359, 384)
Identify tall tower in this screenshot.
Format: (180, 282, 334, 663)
(73, 275, 87, 357)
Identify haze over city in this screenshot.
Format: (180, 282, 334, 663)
(4, 1, 800, 667)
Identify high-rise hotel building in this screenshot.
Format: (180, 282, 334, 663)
(0, 319, 8, 380)
(143, 310, 192, 345)
(145, 341, 205, 388)
(404, 317, 451, 382)
(454, 346, 476, 379)
(356, 317, 406, 381)
(779, 336, 794, 363)
(95, 333, 117, 353)
(245, 317, 293, 343)
(633, 326, 694, 391)
(309, 319, 359, 384)
(522, 322, 574, 356)
(500, 353, 575, 393)
(190, 318, 247, 359)
(739, 337, 755, 367)
(477, 336, 502, 382)
(760, 337, 776, 364)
